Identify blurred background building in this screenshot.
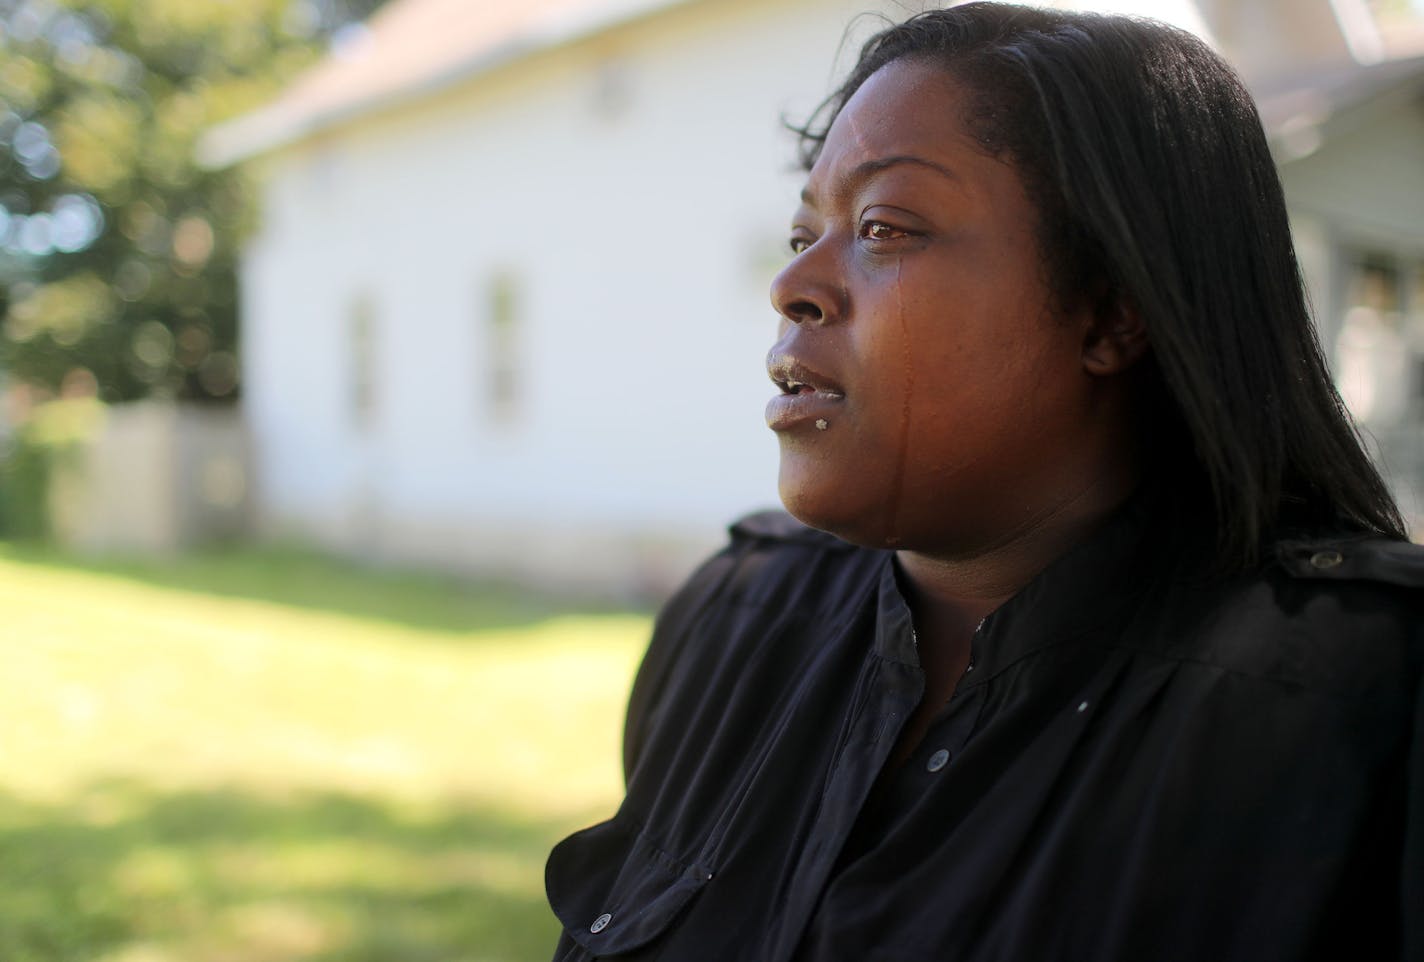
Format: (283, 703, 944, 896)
(5, 0, 1424, 593)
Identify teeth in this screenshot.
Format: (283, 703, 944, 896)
(774, 373, 844, 398)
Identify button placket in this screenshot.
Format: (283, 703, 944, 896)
(919, 671, 986, 783)
(949, 621, 984, 700)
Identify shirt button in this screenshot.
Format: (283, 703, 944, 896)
(590, 913, 612, 934)
(926, 748, 950, 772)
(1310, 549, 1343, 569)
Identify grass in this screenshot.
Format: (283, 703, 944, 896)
(0, 543, 652, 961)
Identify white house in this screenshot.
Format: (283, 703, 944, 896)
(203, 0, 1424, 594)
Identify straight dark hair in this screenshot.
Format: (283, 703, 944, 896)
(793, 2, 1407, 568)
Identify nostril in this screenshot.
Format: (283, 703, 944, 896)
(783, 299, 823, 325)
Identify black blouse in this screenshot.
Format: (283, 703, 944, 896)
(546, 500, 1424, 961)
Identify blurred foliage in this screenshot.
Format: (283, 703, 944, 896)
(0, 0, 388, 404)
(0, 394, 103, 536)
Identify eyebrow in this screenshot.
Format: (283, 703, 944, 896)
(800, 154, 960, 206)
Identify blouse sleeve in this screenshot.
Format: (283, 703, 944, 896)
(621, 543, 742, 783)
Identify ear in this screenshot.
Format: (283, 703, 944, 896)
(1081, 298, 1149, 376)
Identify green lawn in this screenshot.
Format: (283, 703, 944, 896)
(0, 544, 651, 962)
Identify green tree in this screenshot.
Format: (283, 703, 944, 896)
(0, 0, 386, 403)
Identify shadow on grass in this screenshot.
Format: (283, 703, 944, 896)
(0, 779, 592, 962)
(0, 541, 648, 634)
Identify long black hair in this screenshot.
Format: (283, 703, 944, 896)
(793, 2, 1407, 568)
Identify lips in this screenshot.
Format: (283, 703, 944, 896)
(766, 354, 845, 431)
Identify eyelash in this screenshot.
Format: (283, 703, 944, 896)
(787, 221, 912, 255)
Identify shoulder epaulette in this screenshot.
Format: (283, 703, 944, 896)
(1276, 536, 1424, 589)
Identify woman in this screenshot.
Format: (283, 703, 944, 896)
(546, 4, 1423, 959)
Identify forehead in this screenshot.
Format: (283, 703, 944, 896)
(806, 59, 980, 193)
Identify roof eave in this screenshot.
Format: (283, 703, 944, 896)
(198, 35, 536, 168)
(198, 0, 693, 169)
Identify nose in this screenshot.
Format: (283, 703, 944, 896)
(770, 247, 838, 326)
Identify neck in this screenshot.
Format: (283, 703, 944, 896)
(896, 465, 1140, 648)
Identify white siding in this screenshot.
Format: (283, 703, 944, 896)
(241, 0, 906, 589)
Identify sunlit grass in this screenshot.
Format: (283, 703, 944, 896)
(0, 544, 650, 961)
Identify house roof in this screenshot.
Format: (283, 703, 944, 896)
(198, 0, 691, 168)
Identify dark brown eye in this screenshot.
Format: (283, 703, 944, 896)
(860, 221, 907, 241)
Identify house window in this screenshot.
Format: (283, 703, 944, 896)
(351, 294, 376, 432)
(486, 272, 520, 424)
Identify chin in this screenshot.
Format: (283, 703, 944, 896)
(777, 467, 896, 550)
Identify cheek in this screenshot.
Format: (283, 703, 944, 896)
(895, 316, 1074, 456)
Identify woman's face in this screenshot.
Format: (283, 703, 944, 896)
(767, 58, 1115, 555)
